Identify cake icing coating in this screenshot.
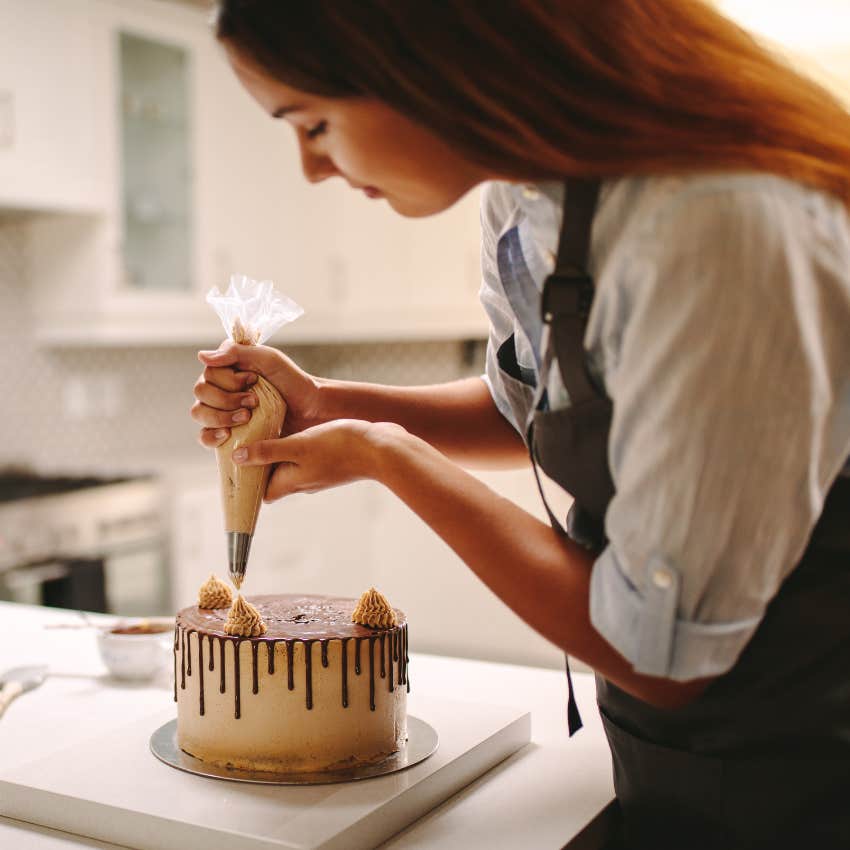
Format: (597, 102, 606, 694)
(177, 593, 406, 640)
(174, 593, 409, 773)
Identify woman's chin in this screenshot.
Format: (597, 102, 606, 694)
(384, 193, 459, 218)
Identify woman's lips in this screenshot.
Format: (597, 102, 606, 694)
(348, 179, 383, 199)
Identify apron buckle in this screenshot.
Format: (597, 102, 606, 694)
(541, 271, 595, 323)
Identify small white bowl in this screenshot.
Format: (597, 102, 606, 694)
(96, 618, 174, 681)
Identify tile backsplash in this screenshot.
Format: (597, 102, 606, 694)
(0, 217, 484, 474)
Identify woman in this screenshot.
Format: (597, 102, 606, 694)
(191, 2, 850, 847)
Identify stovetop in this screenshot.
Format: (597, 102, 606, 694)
(0, 471, 137, 503)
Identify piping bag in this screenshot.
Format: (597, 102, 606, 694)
(206, 275, 304, 589)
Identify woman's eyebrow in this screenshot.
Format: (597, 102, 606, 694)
(272, 105, 305, 119)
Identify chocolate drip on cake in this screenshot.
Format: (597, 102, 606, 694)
(219, 637, 226, 693)
(286, 640, 295, 691)
(234, 638, 241, 719)
(368, 636, 376, 711)
(305, 640, 314, 710)
(198, 631, 205, 716)
(180, 627, 186, 690)
(174, 595, 408, 719)
(341, 637, 349, 708)
(251, 642, 259, 695)
(404, 625, 410, 691)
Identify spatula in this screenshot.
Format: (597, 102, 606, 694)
(0, 665, 47, 719)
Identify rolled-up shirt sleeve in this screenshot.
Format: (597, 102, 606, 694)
(588, 180, 850, 681)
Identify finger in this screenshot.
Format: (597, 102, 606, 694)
(194, 378, 258, 412)
(198, 341, 240, 367)
(198, 427, 231, 449)
(231, 436, 301, 467)
(198, 340, 291, 383)
(199, 342, 282, 377)
(190, 400, 253, 429)
(203, 366, 258, 392)
(264, 463, 301, 502)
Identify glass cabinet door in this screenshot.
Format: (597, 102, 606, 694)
(118, 31, 193, 292)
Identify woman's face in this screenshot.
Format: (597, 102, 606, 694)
(226, 45, 489, 217)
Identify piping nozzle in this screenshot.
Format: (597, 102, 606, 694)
(227, 531, 253, 590)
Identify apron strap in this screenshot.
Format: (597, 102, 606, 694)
(527, 424, 567, 535)
(527, 423, 584, 736)
(554, 177, 600, 275)
(525, 177, 602, 738)
(526, 176, 605, 533)
(541, 177, 603, 408)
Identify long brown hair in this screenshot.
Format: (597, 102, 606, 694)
(215, 0, 850, 205)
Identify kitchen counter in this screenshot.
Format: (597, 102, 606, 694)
(0, 602, 617, 849)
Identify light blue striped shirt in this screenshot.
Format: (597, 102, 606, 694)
(481, 173, 850, 681)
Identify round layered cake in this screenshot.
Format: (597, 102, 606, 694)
(174, 594, 409, 773)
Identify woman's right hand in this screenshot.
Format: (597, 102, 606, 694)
(191, 341, 321, 449)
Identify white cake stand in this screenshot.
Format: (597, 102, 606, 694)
(150, 716, 438, 785)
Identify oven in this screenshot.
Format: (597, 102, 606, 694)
(0, 471, 169, 616)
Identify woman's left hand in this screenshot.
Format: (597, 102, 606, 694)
(231, 419, 392, 501)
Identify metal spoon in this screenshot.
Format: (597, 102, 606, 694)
(0, 665, 47, 719)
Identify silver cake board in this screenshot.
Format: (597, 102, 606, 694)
(0, 696, 531, 850)
(150, 716, 439, 785)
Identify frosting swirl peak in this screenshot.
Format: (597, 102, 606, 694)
(224, 594, 267, 637)
(352, 587, 398, 629)
(198, 574, 233, 610)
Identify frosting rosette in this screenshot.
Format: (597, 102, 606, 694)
(198, 574, 233, 610)
(352, 587, 398, 629)
(224, 594, 267, 636)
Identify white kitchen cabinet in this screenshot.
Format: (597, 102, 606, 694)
(26, 0, 487, 346)
(28, 0, 216, 344)
(0, 0, 106, 212)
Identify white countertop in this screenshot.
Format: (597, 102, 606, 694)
(0, 602, 616, 849)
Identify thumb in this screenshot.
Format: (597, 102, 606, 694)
(198, 340, 241, 367)
(231, 436, 302, 467)
(198, 341, 282, 376)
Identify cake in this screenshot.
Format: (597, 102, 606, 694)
(173, 592, 409, 773)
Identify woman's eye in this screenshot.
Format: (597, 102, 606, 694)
(306, 121, 328, 140)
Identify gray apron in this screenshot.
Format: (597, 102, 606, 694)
(496, 177, 850, 849)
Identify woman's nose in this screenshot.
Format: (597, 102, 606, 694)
(298, 138, 338, 184)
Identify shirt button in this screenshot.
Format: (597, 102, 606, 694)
(652, 567, 673, 590)
(522, 185, 540, 201)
